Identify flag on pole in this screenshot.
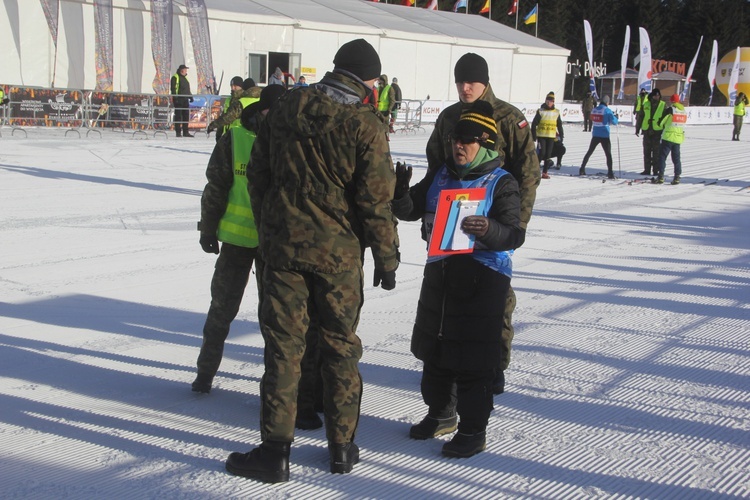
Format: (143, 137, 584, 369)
(401, 0, 414, 6)
(707, 40, 719, 105)
(618, 26, 630, 101)
(479, 0, 490, 14)
(680, 36, 703, 102)
(507, 0, 518, 16)
(453, 0, 468, 11)
(728, 46, 741, 104)
(637, 27, 653, 93)
(583, 20, 599, 100)
(425, 0, 438, 9)
(523, 4, 538, 24)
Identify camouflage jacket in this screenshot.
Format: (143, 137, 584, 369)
(248, 70, 399, 274)
(212, 87, 261, 131)
(200, 115, 261, 237)
(425, 84, 540, 229)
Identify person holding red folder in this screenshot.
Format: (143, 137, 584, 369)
(391, 101, 525, 458)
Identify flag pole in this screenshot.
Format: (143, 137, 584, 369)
(515, 4, 519, 30)
(535, 4, 539, 37)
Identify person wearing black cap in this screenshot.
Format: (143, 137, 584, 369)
(170, 64, 193, 137)
(207, 77, 261, 141)
(192, 85, 284, 397)
(392, 100, 525, 458)
(638, 88, 665, 176)
(426, 52, 539, 397)
(531, 91, 564, 179)
(226, 38, 398, 483)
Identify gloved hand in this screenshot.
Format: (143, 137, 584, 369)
(189, 97, 194, 103)
(461, 215, 490, 238)
(200, 234, 220, 254)
(207, 121, 217, 133)
(635, 132, 640, 137)
(394, 162, 412, 199)
(373, 269, 396, 290)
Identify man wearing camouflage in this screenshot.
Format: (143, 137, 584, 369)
(225, 38, 399, 483)
(192, 85, 287, 395)
(425, 52, 540, 397)
(207, 78, 261, 141)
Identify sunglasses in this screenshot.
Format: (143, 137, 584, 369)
(449, 134, 479, 144)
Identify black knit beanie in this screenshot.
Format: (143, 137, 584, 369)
(230, 76, 243, 87)
(333, 39, 382, 82)
(454, 53, 489, 85)
(453, 100, 498, 147)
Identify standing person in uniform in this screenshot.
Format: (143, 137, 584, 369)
(531, 91, 564, 180)
(581, 91, 595, 132)
(732, 91, 748, 141)
(393, 101, 525, 457)
(390, 77, 403, 132)
(634, 88, 648, 136)
(377, 74, 396, 134)
(655, 94, 687, 184)
(578, 95, 619, 179)
(226, 38, 399, 483)
(425, 52, 540, 397)
(207, 78, 261, 141)
(637, 88, 665, 176)
(171, 64, 194, 138)
(192, 85, 287, 394)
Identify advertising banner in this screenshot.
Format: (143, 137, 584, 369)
(93, 0, 114, 91)
(39, 0, 59, 47)
(185, 0, 216, 94)
(9, 87, 82, 127)
(150, 0, 173, 95)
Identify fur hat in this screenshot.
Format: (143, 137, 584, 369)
(454, 53, 489, 85)
(333, 39, 382, 82)
(452, 100, 498, 147)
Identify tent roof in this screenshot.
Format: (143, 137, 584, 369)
(652, 71, 687, 81)
(177, 0, 568, 55)
(599, 68, 639, 80)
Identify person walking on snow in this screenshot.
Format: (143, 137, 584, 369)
(655, 94, 687, 185)
(531, 91, 564, 180)
(579, 95, 619, 179)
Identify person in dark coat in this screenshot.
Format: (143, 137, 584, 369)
(392, 100, 525, 458)
(170, 64, 193, 137)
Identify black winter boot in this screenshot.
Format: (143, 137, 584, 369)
(295, 408, 323, 430)
(225, 441, 291, 483)
(409, 415, 458, 440)
(329, 442, 359, 474)
(442, 431, 487, 458)
(191, 373, 213, 394)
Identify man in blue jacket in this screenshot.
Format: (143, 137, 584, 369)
(579, 95, 619, 179)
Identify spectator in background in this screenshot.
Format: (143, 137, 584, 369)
(171, 64, 194, 137)
(581, 91, 595, 132)
(531, 91, 564, 180)
(633, 88, 648, 136)
(294, 75, 308, 87)
(637, 88, 665, 176)
(655, 94, 687, 184)
(269, 67, 285, 87)
(732, 92, 748, 141)
(390, 77, 403, 131)
(377, 75, 396, 134)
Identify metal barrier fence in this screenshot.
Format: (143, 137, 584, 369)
(0, 85, 226, 138)
(393, 99, 427, 134)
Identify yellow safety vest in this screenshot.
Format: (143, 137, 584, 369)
(661, 104, 686, 144)
(378, 85, 391, 112)
(642, 100, 666, 131)
(536, 108, 560, 139)
(228, 96, 259, 130)
(734, 100, 746, 117)
(216, 127, 258, 247)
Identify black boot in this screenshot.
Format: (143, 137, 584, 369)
(225, 441, 290, 483)
(409, 415, 458, 440)
(492, 370, 505, 395)
(295, 408, 323, 430)
(579, 167, 586, 176)
(442, 431, 486, 458)
(607, 171, 615, 180)
(191, 373, 213, 393)
(329, 442, 359, 474)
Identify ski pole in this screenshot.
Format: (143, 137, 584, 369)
(616, 111, 621, 178)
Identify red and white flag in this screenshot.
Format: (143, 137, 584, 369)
(507, 0, 518, 16)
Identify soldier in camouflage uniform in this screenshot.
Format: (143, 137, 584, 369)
(192, 85, 286, 394)
(425, 53, 540, 396)
(207, 78, 261, 141)
(225, 39, 399, 484)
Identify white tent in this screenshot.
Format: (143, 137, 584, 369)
(0, 0, 569, 103)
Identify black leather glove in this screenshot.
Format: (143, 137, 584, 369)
(200, 234, 220, 254)
(373, 269, 396, 290)
(207, 121, 217, 133)
(461, 215, 490, 238)
(394, 162, 412, 199)
(189, 96, 194, 103)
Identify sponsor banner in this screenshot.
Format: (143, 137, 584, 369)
(86, 92, 156, 130)
(93, 0, 114, 91)
(185, 0, 216, 95)
(150, 0, 173, 95)
(39, 0, 59, 47)
(9, 87, 83, 127)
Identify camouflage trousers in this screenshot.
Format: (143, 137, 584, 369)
(196, 243, 257, 378)
(259, 266, 364, 444)
(499, 285, 517, 371)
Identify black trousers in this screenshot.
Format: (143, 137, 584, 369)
(581, 136, 613, 171)
(173, 98, 190, 136)
(538, 137, 556, 173)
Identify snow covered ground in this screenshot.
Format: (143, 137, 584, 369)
(1, 121, 748, 499)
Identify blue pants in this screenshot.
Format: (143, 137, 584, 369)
(658, 140, 681, 178)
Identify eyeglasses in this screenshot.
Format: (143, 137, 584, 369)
(450, 134, 479, 144)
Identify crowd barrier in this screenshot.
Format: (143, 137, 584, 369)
(0, 85, 226, 138)
(393, 99, 427, 134)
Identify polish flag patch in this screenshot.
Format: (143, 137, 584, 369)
(517, 120, 528, 129)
